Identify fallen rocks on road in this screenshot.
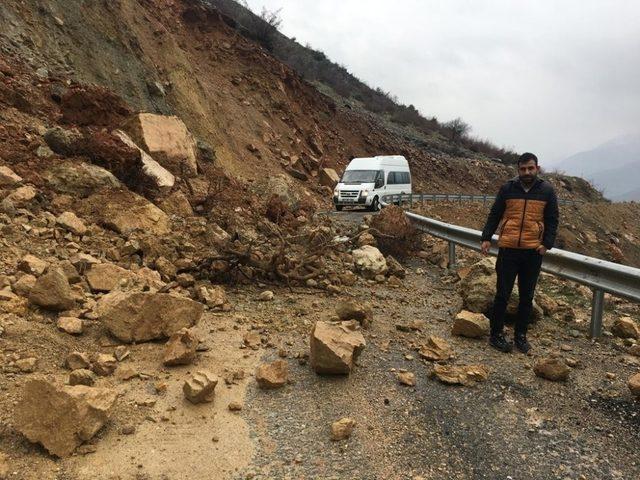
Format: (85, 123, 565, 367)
(256, 359, 289, 389)
(15, 377, 117, 457)
(352, 245, 388, 280)
(628, 373, 640, 397)
(196, 285, 228, 310)
(97, 291, 203, 342)
(66, 351, 91, 370)
(183, 371, 218, 404)
(534, 357, 571, 382)
(163, 328, 199, 366)
(452, 310, 490, 338)
(331, 417, 356, 441)
(335, 300, 373, 328)
(611, 317, 640, 340)
(17, 254, 48, 277)
(431, 364, 489, 386)
(310, 321, 366, 375)
(397, 371, 416, 386)
(56, 211, 87, 236)
(419, 336, 454, 362)
(91, 354, 117, 377)
(57, 316, 83, 335)
(85, 263, 137, 293)
(0, 165, 22, 187)
(69, 369, 98, 386)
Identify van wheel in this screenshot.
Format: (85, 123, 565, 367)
(335, 205, 343, 212)
(369, 197, 381, 212)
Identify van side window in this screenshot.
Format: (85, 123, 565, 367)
(387, 171, 410, 184)
(387, 172, 396, 184)
(375, 170, 384, 185)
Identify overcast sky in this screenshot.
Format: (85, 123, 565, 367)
(244, 0, 640, 165)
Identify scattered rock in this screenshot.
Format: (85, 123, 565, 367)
(66, 352, 91, 370)
(15, 378, 117, 457)
(43, 160, 122, 197)
(12, 274, 37, 296)
(331, 417, 356, 441)
(163, 328, 199, 366)
(97, 291, 203, 343)
(398, 371, 416, 386)
(7, 185, 37, 204)
(16, 357, 37, 373)
(419, 336, 454, 362)
(57, 316, 83, 335)
(452, 310, 490, 338)
(628, 373, 640, 397)
(534, 357, 570, 382)
(352, 246, 388, 280)
(85, 263, 137, 293)
(310, 321, 366, 375)
(611, 317, 640, 339)
(335, 301, 373, 328)
(385, 255, 406, 278)
(91, 354, 117, 376)
(256, 360, 288, 389)
(69, 369, 98, 386)
(228, 401, 243, 411)
(258, 290, 274, 301)
(0, 451, 8, 479)
(431, 364, 489, 386)
(196, 285, 228, 310)
(0, 166, 22, 186)
(91, 190, 170, 236)
(243, 331, 262, 350)
(183, 371, 218, 404)
(459, 257, 496, 312)
(29, 268, 75, 311)
(628, 345, 640, 357)
(357, 232, 377, 248)
(56, 211, 87, 236)
(18, 255, 48, 276)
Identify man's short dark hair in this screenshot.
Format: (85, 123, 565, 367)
(518, 152, 538, 166)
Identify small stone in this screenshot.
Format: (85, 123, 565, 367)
(611, 317, 640, 339)
(606, 372, 617, 380)
(310, 321, 366, 375)
(258, 290, 274, 301)
(29, 268, 75, 311)
(0, 165, 22, 187)
(57, 316, 83, 335)
(66, 351, 91, 370)
(331, 417, 356, 441)
(628, 373, 640, 397)
(256, 360, 288, 389)
(69, 369, 97, 386)
(228, 401, 243, 411)
(335, 301, 373, 328)
(12, 274, 37, 296)
(419, 336, 454, 362)
(91, 354, 117, 376)
(431, 364, 489, 386)
(397, 371, 416, 386)
(120, 425, 136, 435)
(452, 310, 490, 338)
(18, 255, 48, 276)
(183, 371, 218, 404)
(56, 211, 87, 236)
(534, 357, 570, 382)
(16, 357, 37, 373)
(163, 328, 198, 366)
(243, 331, 262, 350)
(114, 346, 130, 362)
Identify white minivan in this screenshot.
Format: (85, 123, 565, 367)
(333, 155, 412, 211)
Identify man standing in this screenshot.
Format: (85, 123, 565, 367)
(480, 153, 559, 353)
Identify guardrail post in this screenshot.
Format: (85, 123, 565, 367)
(483, 194, 487, 205)
(448, 242, 456, 269)
(409, 194, 413, 208)
(589, 289, 605, 338)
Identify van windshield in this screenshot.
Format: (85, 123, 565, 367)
(341, 170, 378, 184)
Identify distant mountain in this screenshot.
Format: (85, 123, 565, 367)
(557, 133, 640, 201)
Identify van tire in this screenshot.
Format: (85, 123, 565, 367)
(335, 205, 343, 212)
(369, 197, 381, 212)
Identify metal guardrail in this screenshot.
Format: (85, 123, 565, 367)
(381, 194, 640, 338)
(383, 193, 582, 207)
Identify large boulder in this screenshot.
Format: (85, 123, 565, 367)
(319, 168, 340, 187)
(97, 291, 204, 343)
(43, 160, 122, 197)
(452, 310, 490, 338)
(113, 130, 175, 192)
(352, 245, 388, 279)
(29, 268, 75, 311)
(310, 321, 366, 375)
(15, 378, 117, 457)
(85, 263, 137, 293)
(123, 113, 198, 177)
(89, 190, 170, 236)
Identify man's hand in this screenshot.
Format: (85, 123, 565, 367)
(536, 245, 547, 255)
(481, 241, 491, 256)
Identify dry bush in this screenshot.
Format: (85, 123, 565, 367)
(369, 206, 421, 258)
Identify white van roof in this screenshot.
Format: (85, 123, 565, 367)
(346, 155, 409, 170)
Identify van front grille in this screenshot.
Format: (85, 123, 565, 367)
(340, 190, 359, 199)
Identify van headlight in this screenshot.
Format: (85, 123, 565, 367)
(361, 190, 369, 197)
(333, 188, 339, 197)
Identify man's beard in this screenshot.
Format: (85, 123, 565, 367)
(520, 174, 536, 185)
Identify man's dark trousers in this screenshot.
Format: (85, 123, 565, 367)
(491, 247, 543, 336)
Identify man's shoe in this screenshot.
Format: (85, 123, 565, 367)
(514, 334, 531, 353)
(489, 333, 513, 353)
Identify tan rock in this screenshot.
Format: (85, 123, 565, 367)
(15, 378, 117, 457)
(7, 185, 36, 204)
(29, 268, 75, 311)
(419, 336, 454, 362)
(335, 301, 373, 328)
(534, 357, 570, 382)
(228, 401, 243, 411)
(183, 371, 218, 404)
(319, 168, 340, 188)
(113, 129, 175, 192)
(91, 190, 170, 236)
(628, 373, 640, 397)
(243, 331, 262, 350)
(452, 311, 490, 338)
(628, 344, 640, 357)
(259, 290, 274, 301)
(16, 357, 37, 373)
(196, 285, 228, 310)
(91, 354, 117, 377)
(398, 371, 416, 386)
(256, 360, 288, 389)
(43, 160, 122, 197)
(310, 321, 366, 375)
(12, 274, 37, 296)
(385, 255, 406, 279)
(97, 291, 203, 343)
(66, 352, 91, 370)
(18, 255, 48, 276)
(163, 328, 199, 366)
(352, 245, 388, 280)
(123, 113, 198, 177)
(331, 417, 356, 441)
(459, 257, 496, 312)
(158, 190, 193, 217)
(431, 364, 489, 386)
(56, 211, 87, 236)
(57, 317, 83, 335)
(0, 165, 22, 186)
(611, 317, 640, 339)
(69, 369, 97, 386)
(86, 263, 137, 293)
(357, 232, 377, 248)
(0, 451, 9, 479)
